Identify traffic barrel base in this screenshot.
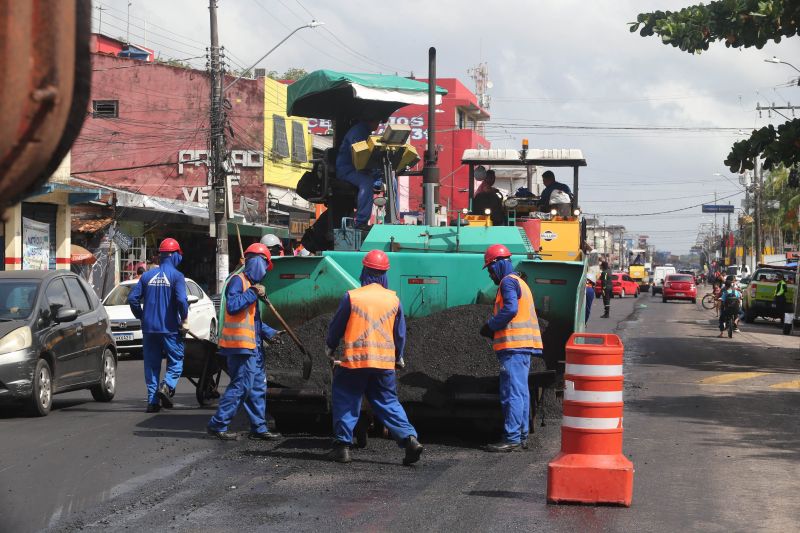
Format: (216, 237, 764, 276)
(547, 452, 634, 506)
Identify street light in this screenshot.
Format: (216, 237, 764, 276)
(764, 56, 800, 85)
(225, 20, 324, 91)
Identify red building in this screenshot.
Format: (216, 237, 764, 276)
(90, 33, 155, 62)
(309, 78, 489, 214)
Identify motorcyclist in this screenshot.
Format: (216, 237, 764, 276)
(717, 280, 742, 337)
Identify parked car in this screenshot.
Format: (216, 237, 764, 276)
(596, 273, 640, 298)
(651, 265, 677, 295)
(103, 278, 217, 354)
(662, 274, 697, 303)
(742, 266, 797, 324)
(0, 271, 117, 416)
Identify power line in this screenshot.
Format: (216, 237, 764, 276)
(589, 191, 741, 217)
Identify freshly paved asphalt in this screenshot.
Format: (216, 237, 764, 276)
(1, 288, 797, 532)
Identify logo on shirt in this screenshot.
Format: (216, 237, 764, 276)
(148, 272, 171, 287)
(541, 230, 558, 242)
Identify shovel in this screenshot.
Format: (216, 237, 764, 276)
(260, 294, 313, 380)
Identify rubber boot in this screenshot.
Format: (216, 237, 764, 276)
(403, 436, 424, 466)
(328, 441, 351, 463)
(601, 306, 610, 318)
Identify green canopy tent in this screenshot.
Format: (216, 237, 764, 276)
(286, 69, 447, 120)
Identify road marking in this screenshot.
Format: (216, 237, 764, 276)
(699, 372, 772, 384)
(769, 380, 800, 390)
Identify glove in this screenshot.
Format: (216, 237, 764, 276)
(479, 323, 494, 339)
(179, 319, 190, 335)
(251, 284, 266, 297)
(395, 358, 406, 370)
(266, 330, 285, 345)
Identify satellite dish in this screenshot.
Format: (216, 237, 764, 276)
(486, 80, 494, 89)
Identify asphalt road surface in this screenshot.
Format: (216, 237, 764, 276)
(1, 289, 798, 532)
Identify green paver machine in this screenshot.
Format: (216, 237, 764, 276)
(249, 51, 588, 420)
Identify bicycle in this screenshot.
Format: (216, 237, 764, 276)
(701, 293, 717, 310)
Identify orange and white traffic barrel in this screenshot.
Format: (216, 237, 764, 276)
(547, 333, 634, 506)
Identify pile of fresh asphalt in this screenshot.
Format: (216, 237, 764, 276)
(264, 304, 561, 419)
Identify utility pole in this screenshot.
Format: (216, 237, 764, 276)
(208, 0, 228, 293)
(754, 160, 763, 265)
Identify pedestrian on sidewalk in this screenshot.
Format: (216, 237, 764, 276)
(208, 243, 283, 441)
(774, 273, 788, 324)
(600, 261, 612, 318)
(325, 250, 423, 465)
(480, 244, 544, 452)
(128, 238, 189, 413)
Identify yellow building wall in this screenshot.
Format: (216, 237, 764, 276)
(264, 77, 312, 187)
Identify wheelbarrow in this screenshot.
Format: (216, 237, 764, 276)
(181, 332, 227, 406)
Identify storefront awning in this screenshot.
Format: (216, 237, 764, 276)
(25, 182, 103, 205)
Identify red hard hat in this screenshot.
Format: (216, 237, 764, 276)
(159, 238, 182, 254)
(483, 244, 511, 269)
(244, 242, 274, 271)
(362, 249, 390, 271)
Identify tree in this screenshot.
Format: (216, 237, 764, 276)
(630, 1, 800, 173)
(267, 67, 308, 81)
(156, 57, 192, 69)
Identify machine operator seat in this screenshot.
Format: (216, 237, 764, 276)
(472, 190, 506, 226)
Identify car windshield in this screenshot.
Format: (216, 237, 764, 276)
(668, 275, 694, 282)
(104, 284, 132, 306)
(0, 280, 41, 320)
(754, 270, 795, 283)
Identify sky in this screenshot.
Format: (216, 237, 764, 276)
(94, 0, 800, 254)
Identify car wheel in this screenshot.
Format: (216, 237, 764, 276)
(28, 358, 52, 417)
(662, 297, 667, 303)
(634, 289, 639, 298)
(692, 298, 697, 304)
(744, 309, 756, 324)
(620, 289, 626, 298)
(208, 320, 218, 344)
(90, 349, 116, 402)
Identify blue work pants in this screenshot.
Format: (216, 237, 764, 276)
(498, 351, 532, 444)
(332, 367, 416, 445)
(208, 353, 268, 434)
(339, 171, 398, 225)
(143, 333, 184, 405)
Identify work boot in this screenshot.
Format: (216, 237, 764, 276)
(145, 403, 160, 413)
(520, 438, 529, 450)
(485, 441, 521, 453)
(601, 307, 610, 318)
(248, 430, 282, 441)
(328, 441, 351, 463)
(207, 429, 239, 441)
(158, 383, 174, 409)
(402, 436, 424, 466)
(354, 417, 369, 449)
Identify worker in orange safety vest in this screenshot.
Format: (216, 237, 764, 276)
(480, 244, 544, 452)
(325, 249, 423, 465)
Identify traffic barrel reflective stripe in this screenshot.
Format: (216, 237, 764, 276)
(547, 333, 634, 506)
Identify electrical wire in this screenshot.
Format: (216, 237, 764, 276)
(587, 190, 742, 217)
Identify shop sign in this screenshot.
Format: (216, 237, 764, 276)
(112, 229, 133, 252)
(178, 149, 263, 174)
(22, 217, 50, 270)
(289, 212, 311, 238)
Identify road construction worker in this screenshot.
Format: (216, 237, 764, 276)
(480, 244, 544, 452)
(774, 273, 788, 323)
(538, 170, 573, 215)
(208, 243, 282, 441)
(260, 233, 284, 257)
(128, 238, 189, 413)
(335, 118, 384, 230)
(325, 249, 423, 465)
(585, 274, 596, 324)
(599, 261, 612, 318)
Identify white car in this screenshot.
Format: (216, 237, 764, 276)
(102, 278, 217, 354)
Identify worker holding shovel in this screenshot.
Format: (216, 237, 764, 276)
(207, 243, 283, 441)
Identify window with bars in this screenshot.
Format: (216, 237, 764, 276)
(93, 100, 119, 118)
(291, 121, 308, 163)
(272, 115, 290, 158)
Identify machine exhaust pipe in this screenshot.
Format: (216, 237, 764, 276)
(423, 47, 439, 226)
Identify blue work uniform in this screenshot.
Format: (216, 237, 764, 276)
(539, 181, 572, 208)
(335, 121, 393, 226)
(128, 252, 189, 406)
(585, 283, 595, 324)
(326, 269, 416, 446)
(486, 259, 543, 444)
(208, 257, 278, 434)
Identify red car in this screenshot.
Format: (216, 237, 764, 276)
(595, 273, 640, 298)
(662, 274, 697, 303)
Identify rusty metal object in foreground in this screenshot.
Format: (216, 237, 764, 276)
(0, 0, 91, 213)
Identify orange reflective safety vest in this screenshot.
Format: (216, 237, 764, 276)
(218, 274, 257, 350)
(492, 274, 543, 352)
(342, 284, 400, 370)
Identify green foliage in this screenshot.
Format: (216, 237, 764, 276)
(267, 67, 308, 81)
(761, 167, 799, 234)
(630, 0, 800, 53)
(725, 118, 800, 172)
(156, 57, 192, 69)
